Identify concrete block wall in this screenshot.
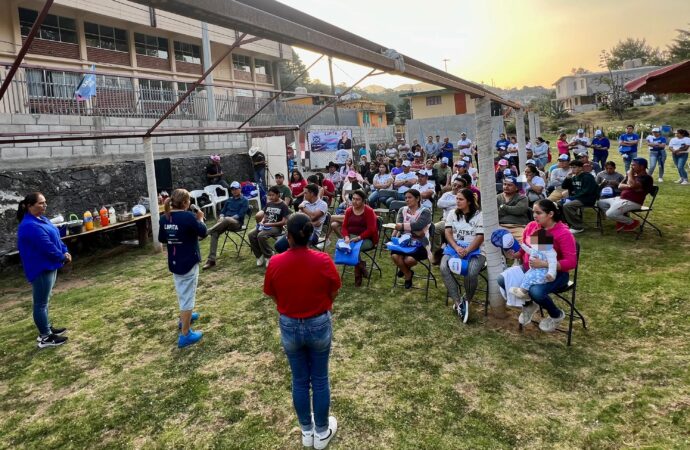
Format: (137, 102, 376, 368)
(0, 114, 249, 170)
(405, 115, 506, 148)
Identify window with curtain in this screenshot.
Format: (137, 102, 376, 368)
(26, 69, 80, 98)
(174, 41, 201, 64)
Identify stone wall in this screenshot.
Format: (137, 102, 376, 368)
(0, 114, 248, 170)
(0, 153, 252, 255)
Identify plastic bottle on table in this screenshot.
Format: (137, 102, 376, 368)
(83, 210, 94, 231)
(93, 208, 100, 228)
(100, 206, 109, 227)
(108, 206, 117, 224)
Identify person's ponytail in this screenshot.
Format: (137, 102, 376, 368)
(16, 192, 42, 222)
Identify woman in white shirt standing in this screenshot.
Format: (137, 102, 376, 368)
(439, 189, 485, 323)
(532, 137, 550, 168)
(669, 129, 690, 184)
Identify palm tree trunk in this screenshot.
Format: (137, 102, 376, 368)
(475, 97, 506, 317)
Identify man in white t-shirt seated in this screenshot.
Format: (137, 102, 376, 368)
(568, 129, 591, 155)
(386, 160, 417, 207)
(411, 170, 436, 209)
(274, 183, 328, 253)
(456, 132, 473, 158)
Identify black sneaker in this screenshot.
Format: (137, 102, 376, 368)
(456, 297, 470, 324)
(37, 334, 68, 348)
(36, 327, 67, 342)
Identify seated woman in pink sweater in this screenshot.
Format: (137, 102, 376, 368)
(498, 199, 577, 332)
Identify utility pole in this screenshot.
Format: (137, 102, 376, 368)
(327, 55, 340, 125)
(201, 21, 216, 121)
(442, 58, 450, 72)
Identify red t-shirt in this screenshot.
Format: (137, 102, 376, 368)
(322, 179, 336, 204)
(290, 179, 307, 197)
(263, 247, 341, 318)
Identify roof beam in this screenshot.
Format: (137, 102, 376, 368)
(130, 0, 520, 108)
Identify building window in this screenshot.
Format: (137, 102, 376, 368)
(362, 111, 371, 125)
(580, 79, 584, 89)
(232, 54, 252, 72)
(573, 81, 577, 90)
(84, 22, 128, 52)
(96, 75, 133, 90)
(134, 33, 168, 59)
(19, 8, 77, 44)
(176, 82, 204, 93)
(26, 69, 80, 99)
(174, 41, 201, 64)
(254, 59, 271, 75)
(425, 95, 442, 106)
(139, 78, 175, 102)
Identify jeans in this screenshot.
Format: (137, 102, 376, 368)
(385, 192, 405, 208)
(172, 264, 199, 311)
(275, 230, 319, 254)
(32, 269, 57, 336)
(622, 151, 637, 171)
(648, 150, 666, 178)
(673, 153, 689, 180)
(592, 151, 608, 167)
(498, 271, 569, 318)
(280, 311, 332, 434)
(255, 167, 266, 190)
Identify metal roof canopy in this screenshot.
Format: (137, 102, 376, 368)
(129, 0, 519, 109)
(625, 60, 690, 94)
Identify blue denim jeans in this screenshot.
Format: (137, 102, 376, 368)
(498, 270, 569, 318)
(648, 150, 666, 178)
(254, 167, 266, 190)
(673, 153, 689, 180)
(622, 151, 637, 172)
(280, 311, 333, 434)
(32, 269, 57, 336)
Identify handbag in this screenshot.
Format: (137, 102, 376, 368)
(334, 239, 363, 266)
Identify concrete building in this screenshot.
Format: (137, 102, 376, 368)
(338, 99, 387, 128)
(553, 62, 660, 112)
(399, 88, 476, 120)
(0, 0, 291, 115)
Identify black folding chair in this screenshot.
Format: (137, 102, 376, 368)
(379, 200, 405, 253)
(630, 185, 661, 240)
(340, 217, 383, 287)
(576, 201, 604, 235)
(219, 205, 253, 257)
(523, 242, 586, 346)
(314, 212, 332, 252)
(391, 223, 437, 301)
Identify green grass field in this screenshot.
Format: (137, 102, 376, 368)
(1, 148, 689, 449)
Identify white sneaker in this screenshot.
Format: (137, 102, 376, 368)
(519, 301, 539, 325)
(658, 177, 663, 183)
(265, 256, 271, 267)
(256, 255, 265, 266)
(313, 416, 337, 450)
(316, 239, 331, 250)
(681, 180, 689, 185)
(539, 310, 565, 332)
(302, 429, 314, 447)
(569, 228, 584, 234)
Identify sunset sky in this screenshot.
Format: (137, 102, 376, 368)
(279, 0, 690, 89)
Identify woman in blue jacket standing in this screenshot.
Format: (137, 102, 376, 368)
(158, 189, 208, 348)
(17, 192, 71, 348)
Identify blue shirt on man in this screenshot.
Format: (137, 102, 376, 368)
(221, 195, 249, 225)
(618, 133, 640, 153)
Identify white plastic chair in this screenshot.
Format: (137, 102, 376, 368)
(245, 182, 261, 212)
(204, 185, 229, 217)
(189, 189, 216, 219)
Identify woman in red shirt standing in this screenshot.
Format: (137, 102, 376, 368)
(264, 213, 341, 449)
(341, 190, 379, 287)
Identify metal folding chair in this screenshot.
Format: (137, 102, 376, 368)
(219, 205, 253, 257)
(445, 261, 490, 321)
(340, 217, 383, 287)
(391, 223, 437, 301)
(630, 185, 661, 240)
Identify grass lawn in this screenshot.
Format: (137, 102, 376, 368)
(1, 151, 689, 449)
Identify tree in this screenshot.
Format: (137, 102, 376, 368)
(607, 38, 667, 69)
(599, 50, 633, 120)
(570, 67, 590, 75)
(384, 102, 396, 123)
(278, 49, 311, 96)
(668, 25, 690, 63)
(396, 99, 411, 122)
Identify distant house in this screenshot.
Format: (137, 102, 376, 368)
(399, 88, 476, 120)
(338, 99, 388, 128)
(553, 62, 660, 112)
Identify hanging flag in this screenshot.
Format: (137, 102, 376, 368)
(75, 65, 96, 101)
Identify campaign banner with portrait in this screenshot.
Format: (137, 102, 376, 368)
(308, 129, 352, 152)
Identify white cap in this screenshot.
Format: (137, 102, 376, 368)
(594, 130, 603, 136)
(417, 169, 430, 177)
(558, 154, 569, 161)
(230, 181, 241, 189)
(526, 159, 536, 165)
(462, 156, 471, 162)
(402, 160, 411, 167)
(577, 128, 584, 134)
(652, 127, 660, 132)
(441, 157, 449, 164)
(460, 132, 467, 136)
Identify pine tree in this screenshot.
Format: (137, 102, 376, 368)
(668, 25, 690, 63)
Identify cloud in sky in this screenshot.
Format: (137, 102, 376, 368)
(278, 0, 690, 89)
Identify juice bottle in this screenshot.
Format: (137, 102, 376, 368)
(100, 206, 109, 227)
(93, 208, 100, 228)
(83, 210, 94, 231)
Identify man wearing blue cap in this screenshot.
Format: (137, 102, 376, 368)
(597, 157, 653, 232)
(202, 181, 248, 270)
